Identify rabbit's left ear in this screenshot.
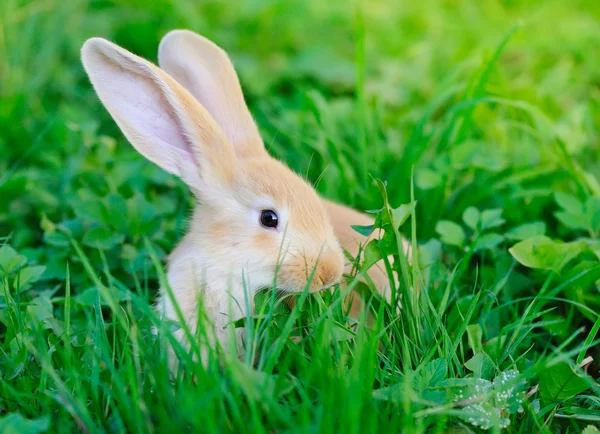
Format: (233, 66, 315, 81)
(158, 30, 265, 160)
(81, 38, 239, 193)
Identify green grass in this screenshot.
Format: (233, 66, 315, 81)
(1, 0, 600, 432)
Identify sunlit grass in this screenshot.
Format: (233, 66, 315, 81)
(1, 0, 599, 432)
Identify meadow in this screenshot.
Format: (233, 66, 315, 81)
(1, 0, 599, 432)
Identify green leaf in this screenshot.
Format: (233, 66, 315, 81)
(555, 192, 584, 215)
(415, 168, 442, 190)
(462, 207, 480, 231)
(391, 201, 416, 228)
(75, 286, 132, 306)
(555, 211, 589, 231)
(26, 295, 53, 324)
(587, 239, 600, 261)
(39, 212, 56, 234)
(539, 361, 591, 402)
(374, 359, 447, 402)
(0, 413, 50, 434)
(57, 219, 84, 238)
(492, 369, 525, 413)
(554, 192, 588, 231)
(585, 196, 600, 233)
(14, 265, 46, 291)
(483, 335, 506, 364)
(351, 224, 374, 236)
(455, 401, 509, 430)
(372, 381, 409, 403)
(419, 358, 447, 387)
(465, 353, 494, 379)
(121, 244, 138, 261)
(541, 313, 569, 337)
(43, 231, 70, 247)
(435, 221, 465, 247)
(441, 369, 524, 430)
(127, 194, 157, 237)
(473, 233, 503, 251)
(374, 179, 389, 207)
(0, 245, 27, 276)
(466, 324, 484, 353)
(509, 235, 585, 270)
(440, 377, 493, 400)
(505, 222, 546, 241)
(154, 195, 178, 216)
(480, 209, 505, 230)
(582, 425, 600, 434)
(105, 193, 128, 232)
(72, 198, 109, 225)
(82, 228, 124, 250)
(362, 239, 382, 269)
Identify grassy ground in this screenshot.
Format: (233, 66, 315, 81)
(1, 0, 600, 432)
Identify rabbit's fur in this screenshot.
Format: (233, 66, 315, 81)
(81, 30, 406, 362)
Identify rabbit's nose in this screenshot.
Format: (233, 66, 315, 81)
(315, 251, 344, 289)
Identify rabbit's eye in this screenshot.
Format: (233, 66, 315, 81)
(260, 210, 278, 229)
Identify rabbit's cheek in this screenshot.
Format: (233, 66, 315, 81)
(208, 221, 229, 241)
(251, 231, 277, 253)
(207, 216, 248, 247)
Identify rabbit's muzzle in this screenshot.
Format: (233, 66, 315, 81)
(277, 248, 344, 293)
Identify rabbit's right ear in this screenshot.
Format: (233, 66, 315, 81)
(158, 30, 265, 160)
(81, 38, 238, 191)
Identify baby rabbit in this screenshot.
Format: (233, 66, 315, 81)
(156, 30, 405, 311)
(81, 31, 399, 362)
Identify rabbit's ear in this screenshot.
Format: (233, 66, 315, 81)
(81, 38, 238, 191)
(158, 30, 265, 160)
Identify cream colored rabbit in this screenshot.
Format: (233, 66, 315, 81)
(157, 30, 407, 310)
(81, 33, 402, 362)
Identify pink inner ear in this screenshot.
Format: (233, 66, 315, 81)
(103, 62, 191, 154)
(87, 48, 202, 186)
(158, 34, 264, 159)
(179, 65, 226, 134)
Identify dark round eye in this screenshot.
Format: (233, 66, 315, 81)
(260, 210, 278, 229)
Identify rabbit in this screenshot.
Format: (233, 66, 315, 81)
(156, 30, 410, 312)
(80, 32, 405, 365)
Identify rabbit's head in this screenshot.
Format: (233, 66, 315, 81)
(81, 33, 344, 295)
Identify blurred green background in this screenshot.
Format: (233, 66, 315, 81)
(1, 0, 599, 432)
(2, 0, 599, 247)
